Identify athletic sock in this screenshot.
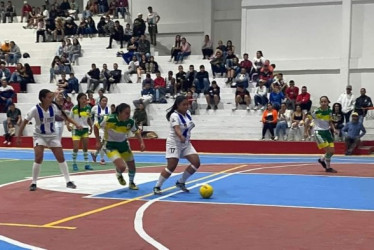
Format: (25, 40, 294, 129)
(325, 157, 331, 168)
(83, 151, 89, 164)
(179, 170, 193, 183)
(32, 163, 41, 184)
(128, 170, 135, 183)
(72, 151, 78, 164)
(58, 161, 71, 182)
(155, 175, 167, 188)
(100, 149, 105, 160)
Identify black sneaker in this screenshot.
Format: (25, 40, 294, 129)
(214, 105, 218, 110)
(318, 158, 327, 169)
(326, 168, 338, 173)
(67, 181, 77, 189)
(29, 184, 37, 191)
(206, 105, 211, 110)
(176, 181, 189, 192)
(153, 187, 162, 195)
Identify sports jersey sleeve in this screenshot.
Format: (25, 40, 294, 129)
(96, 114, 108, 129)
(25, 106, 37, 121)
(169, 113, 181, 128)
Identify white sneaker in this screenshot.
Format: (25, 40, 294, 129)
(246, 106, 250, 110)
(253, 106, 258, 110)
(3, 140, 7, 144)
(7, 141, 11, 145)
(274, 136, 278, 141)
(232, 106, 237, 111)
(283, 135, 288, 141)
(260, 106, 265, 111)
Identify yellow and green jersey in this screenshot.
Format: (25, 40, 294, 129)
(96, 114, 139, 142)
(312, 107, 332, 131)
(70, 105, 92, 128)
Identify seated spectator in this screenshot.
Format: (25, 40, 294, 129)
(123, 55, 138, 83)
(53, 17, 65, 42)
(86, 63, 102, 92)
(337, 84, 355, 123)
(185, 65, 197, 93)
(232, 85, 251, 111)
(288, 104, 305, 141)
(142, 73, 154, 89)
(354, 88, 373, 123)
(175, 37, 191, 64)
(70, 0, 79, 18)
(133, 103, 148, 127)
(97, 16, 107, 37)
(169, 35, 182, 62)
(9, 63, 25, 83)
(87, 90, 96, 107)
(145, 56, 158, 74)
(165, 70, 176, 97)
(123, 23, 133, 42)
(56, 73, 69, 93)
(303, 111, 314, 141)
(60, 0, 71, 14)
(3, 120, 15, 145)
(342, 112, 366, 155)
(22, 6, 39, 29)
(115, 0, 128, 19)
(202, 35, 213, 59)
(210, 50, 225, 78)
(187, 87, 198, 115)
(216, 40, 226, 54)
(0, 61, 11, 81)
(98, 0, 109, 14)
(5, 41, 21, 65)
(275, 103, 291, 141)
(87, 17, 98, 35)
(122, 36, 138, 64)
(103, 15, 114, 35)
(133, 82, 155, 108)
(19, 63, 35, 93)
(271, 73, 287, 93)
(64, 17, 78, 36)
(240, 53, 253, 76)
(153, 71, 166, 102)
(331, 102, 344, 141)
(253, 50, 265, 72)
(225, 49, 238, 84)
(261, 103, 277, 140)
(296, 86, 312, 112)
(21, 1, 32, 23)
(233, 67, 249, 89)
(269, 85, 284, 111)
(285, 80, 299, 110)
(107, 20, 124, 49)
(254, 80, 268, 110)
(45, 18, 56, 42)
(136, 54, 148, 83)
(136, 34, 151, 62)
(259, 60, 274, 88)
(77, 17, 88, 37)
(4, 1, 15, 23)
(0, 79, 14, 112)
(132, 13, 146, 37)
(204, 80, 220, 110)
(0, 40, 10, 62)
(2, 102, 21, 137)
(194, 65, 210, 95)
(62, 95, 74, 115)
(66, 72, 79, 95)
(175, 65, 186, 94)
(105, 63, 122, 92)
(81, 5, 92, 20)
(226, 40, 235, 54)
(69, 38, 82, 65)
(36, 17, 46, 43)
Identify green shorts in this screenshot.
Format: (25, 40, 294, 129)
(105, 141, 134, 162)
(314, 130, 334, 149)
(72, 128, 89, 140)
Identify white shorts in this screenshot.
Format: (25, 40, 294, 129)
(33, 135, 62, 148)
(165, 140, 197, 159)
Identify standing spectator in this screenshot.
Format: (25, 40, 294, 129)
(232, 85, 251, 111)
(0, 79, 14, 112)
(354, 88, 373, 123)
(342, 112, 366, 155)
(4, 0, 15, 23)
(154, 71, 166, 102)
(204, 81, 220, 110)
(296, 86, 312, 112)
(2, 102, 21, 138)
(254, 80, 268, 110)
(146, 6, 160, 46)
(5, 41, 21, 65)
(175, 37, 191, 64)
(194, 65, 210, 95)
(337, 84, 355, 123)
(285, 80, 299, 110)
(21, 1, 32, 23)
(261, 103, 277, 140)
(0, 61, 11, 81)
(202, 35, 213, 59)
(133, 13, 146, 37)
(106, 20, 124, 49)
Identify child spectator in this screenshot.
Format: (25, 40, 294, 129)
(3, 121, 15, 145)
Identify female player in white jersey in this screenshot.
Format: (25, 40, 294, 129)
(153, 96, 201, 194)
(67, 93, 93, 171)
(90, 95, 110, 165)
(54, 92, 66, 141)
(16, 89, 82, 191)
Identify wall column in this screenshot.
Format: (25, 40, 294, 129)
(340, 0, 352, 87)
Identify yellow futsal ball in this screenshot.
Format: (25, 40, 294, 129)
(200, 184, 214, 199)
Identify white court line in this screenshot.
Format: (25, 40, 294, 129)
(0, 159, 19, 163)
(0, 235, 46, 250)
(134, 163, 310, 250)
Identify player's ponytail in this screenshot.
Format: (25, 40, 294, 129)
(52, 101, 68, 119)
(166, 95, 187, 121)
(76, 93, 86, 118)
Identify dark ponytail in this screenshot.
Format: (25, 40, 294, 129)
(38, 89, 68, 119)
(76, 93, 86, 118)
(114, 103, 130, 115)
(166, 95, 187, 121)
(52, 101, 68, 119)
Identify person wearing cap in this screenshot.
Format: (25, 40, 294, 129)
(133, 13, 146, 37)
(354, 88, 373, 123)
(146, 6, 160, 46)
(342, 112, 366, 155)
(337, 84, 355, 123)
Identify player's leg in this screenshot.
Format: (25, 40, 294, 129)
(30, 144, 45, 191)
(316, 130, 337, 173)
(82, 137, 93, 170)
(107, 149, 127, 185)
(153, 157, 179, 194)
(323, 146, 337, 173)
(176, 145, 200, 192)
(50, 146, 76, 189)
(71, 132, 80, 171)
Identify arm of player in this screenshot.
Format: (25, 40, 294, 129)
(134, 130, 145, 152)
(66, 116, 83, 130)
(16, 119, 29, 145)
(173, 125, 186, 143)
(93, 123, 101, 150)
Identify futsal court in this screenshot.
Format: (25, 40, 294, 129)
(0, 148, 373, 250)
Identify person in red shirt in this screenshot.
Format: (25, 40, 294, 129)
(21, 1, 32, 23)
(285, 80, 299, 110)
(153, 71, 166, 102)
(239, 53, 253, 75)
(296, 86, 312, 111)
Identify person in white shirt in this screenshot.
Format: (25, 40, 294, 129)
(17, 89, 81, 191)
(146, 6, 160, 46)
(253, 80, 268, 110)
(153, 96, 200, 195)
(337, 84, 355, 123)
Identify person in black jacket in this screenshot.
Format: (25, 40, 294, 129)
(354, 88, 373, 123)
(106, 20, 124, 49)
(133, 13, 146, 37)
(105, 63, 122, 92)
